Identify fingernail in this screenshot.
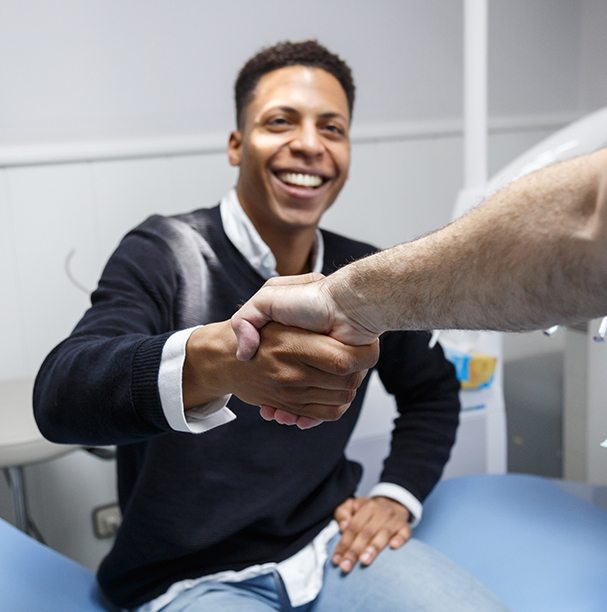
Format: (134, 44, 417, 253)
(360, 546, 375, 565)
(332, 554, 341, 565)
(340, 559, 352, 573)
(359, 552, 371, 564)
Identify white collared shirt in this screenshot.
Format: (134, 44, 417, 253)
(143, 190, 421, 611)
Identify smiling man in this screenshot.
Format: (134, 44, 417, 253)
(34, 41, 505, 611)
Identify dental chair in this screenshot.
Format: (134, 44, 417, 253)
(0, 514, 112, 611)
(1, 472, 606, 611)
(415, 473, 607, 611)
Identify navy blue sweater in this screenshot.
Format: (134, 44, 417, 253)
(34, 206, 460, 609)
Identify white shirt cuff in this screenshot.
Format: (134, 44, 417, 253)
(158, 326, 235, 433)
(369, 482, 423, 527)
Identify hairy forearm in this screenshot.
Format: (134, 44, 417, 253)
(326, 149, 607, 333)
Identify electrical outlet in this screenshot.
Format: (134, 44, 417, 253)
(92, 503, 122, 539)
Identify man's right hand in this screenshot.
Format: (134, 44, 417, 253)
(183, 320, 379, 427)
(230, 273, 378, 361)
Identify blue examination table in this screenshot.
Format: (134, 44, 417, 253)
(1, 474, 606, 611)
(415, 474, 607, 611)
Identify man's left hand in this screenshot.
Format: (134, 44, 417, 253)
(332, 496, 411, 573)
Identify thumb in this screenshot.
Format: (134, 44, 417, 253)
(231, 315, 264, 361)
(231, 274, 327, 360)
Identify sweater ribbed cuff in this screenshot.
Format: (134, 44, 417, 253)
(131, 333, 174, 431)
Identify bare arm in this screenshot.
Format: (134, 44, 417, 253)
(232, 147, 607, 359)
(328, 147, 607, 334)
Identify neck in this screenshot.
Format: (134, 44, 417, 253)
(234, 188, 319, 276)
(264, 228, 317, 276)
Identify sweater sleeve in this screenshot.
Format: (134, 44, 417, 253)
(375, 330, 460, 503)
(34, 222, 185, 445)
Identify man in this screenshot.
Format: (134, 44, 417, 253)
(34, 41, 504, 610)
(231, 147, 607, 426)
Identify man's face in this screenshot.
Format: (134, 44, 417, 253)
(229, 65, 351, 236)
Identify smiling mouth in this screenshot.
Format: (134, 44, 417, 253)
(276, 171, 326, 189)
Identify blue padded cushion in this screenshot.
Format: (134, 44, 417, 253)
(0, 517, 111, 611)
(415, 474, 607, 612)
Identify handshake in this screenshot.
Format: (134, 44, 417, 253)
(231, 272, 383, 429)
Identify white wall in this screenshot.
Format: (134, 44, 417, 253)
(0, 0, 590, 147)
(1, 0, 605, 569)
(579, 0, 607, 113)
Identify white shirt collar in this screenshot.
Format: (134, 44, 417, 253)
(219, 188, 324, 280)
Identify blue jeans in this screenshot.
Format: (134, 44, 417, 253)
(161, 536, 507, 611)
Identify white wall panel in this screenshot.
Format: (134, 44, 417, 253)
(90, 157, 176, 257)
(5, 164, 96, 375)
(167, 153, 238, 212)
(323, 137, 463, 249)
(89, 155, 236, 260)
(0, 0, 464, 145)
(489, 0, 580, 116)
(579, 0, 607, 113)
(0, 171, 27, 377)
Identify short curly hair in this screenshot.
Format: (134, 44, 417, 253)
(234, 40, 355, 128)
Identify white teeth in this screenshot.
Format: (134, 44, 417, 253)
(278, 172, 323, 188)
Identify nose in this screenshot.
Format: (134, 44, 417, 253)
(290, 120, 324, 158)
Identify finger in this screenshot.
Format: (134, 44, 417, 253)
(389, 525, 412, 549)
(335, 500, 408, 572)
(256, 325, 375, 390)
(263, 272, 325, 287)
(295, 415, 323, 429)
(259, 408, 322, 429)
(332, 529, 355, 569)
(355, 508, 411, 566)
(357, 523, 403, 566)
(281, 402, 351, 422)
(298, 341, 380, 376)
(270, 385, 358, 409)
(262, 361, 367, 393)
(334, 498, 356, 530)
(288, 401, 352, 422)
(259, 405, 277, 421)
(272, 409, 299, 425)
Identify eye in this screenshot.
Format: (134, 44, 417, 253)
(266, 116, 291, 129)
(322, 123, 346, 137)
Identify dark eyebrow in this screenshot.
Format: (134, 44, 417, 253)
(266, 106, 349, 123)
(267, 106, 299, 115)
(319, 111, 349, 124)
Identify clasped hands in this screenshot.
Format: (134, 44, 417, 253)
(229, 273, 380, 429)
(332, 495, 411, 573)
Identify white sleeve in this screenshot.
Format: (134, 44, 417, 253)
(369, 482, 423, 527)
(158, 326, 236, 433)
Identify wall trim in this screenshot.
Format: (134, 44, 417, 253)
(0, 112, 579, 168)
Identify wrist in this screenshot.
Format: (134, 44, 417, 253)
(324, 267, 384, 340)
(183, 321, 236, 408)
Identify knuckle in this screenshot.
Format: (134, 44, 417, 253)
(322, 406, 344, 421)
(344, 372, 363, 391)
(331, 351, 356, 375)
(274, 367, 302, 387)
(359, 525, 375, 541)
(337, 389, 357, 405)
(367, 342, 380, 365)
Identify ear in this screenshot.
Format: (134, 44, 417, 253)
(228, 131, 243, 167)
